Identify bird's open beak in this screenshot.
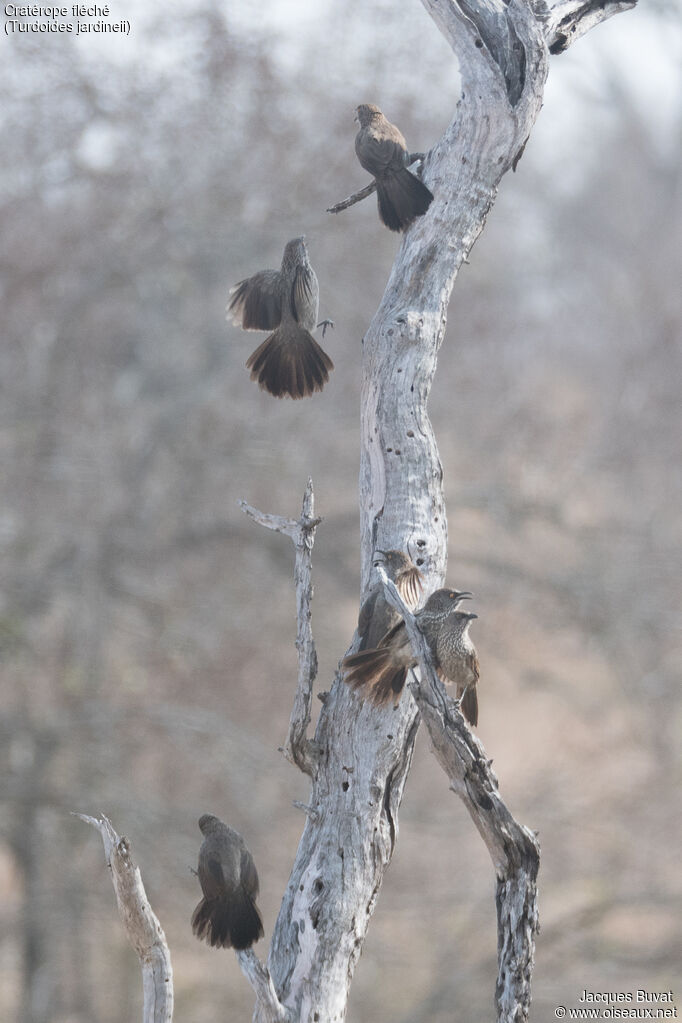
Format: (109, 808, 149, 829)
(372, 549, 386, 567)
(459, 591, 474, 600)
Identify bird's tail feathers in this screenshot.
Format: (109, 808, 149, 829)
(342, 648, 408, 706)
(191, 888, 264, 950)
(376, 168, 434, 232)
(458, 684, 478, 728)
(246, 325, 333, 399)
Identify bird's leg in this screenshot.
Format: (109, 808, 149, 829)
(454, 683, 470, 712)
(316, 319, 334, 338)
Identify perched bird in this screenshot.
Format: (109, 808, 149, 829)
(357, 550, 424, 652)
(354, 104, 434, 232)
(227, 237, 333, 399)
(191, 814, 264, 950)
(343, 588, 479, 725)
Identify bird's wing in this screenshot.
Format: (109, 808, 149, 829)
(198, 850, 227, 898)
(290, 264, 318, 324)
(356, 131, 407, 174)
(357, 589, 378, 644)
(376, 619, 406, 648)
(240, 848, 260, 898)
(228, 269, 282, 330)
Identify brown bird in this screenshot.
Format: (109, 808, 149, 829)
(191, 814, 264, 950)
(354, 104, 434, 232)
(357, 550, 424, 652)
(343, 588, 479, 725)
(227, 236, 333, 399)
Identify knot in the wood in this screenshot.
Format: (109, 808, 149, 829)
(117, 836, 132, 865)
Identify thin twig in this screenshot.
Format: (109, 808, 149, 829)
(74, 813, 174, 1023)
(327, 154, 427, 215)
(239, 478, 321, 776)
(292, 800, 321, 822)
(327, 180, 376, 215)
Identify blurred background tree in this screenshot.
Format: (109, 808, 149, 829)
(0, 1, 680, 1020)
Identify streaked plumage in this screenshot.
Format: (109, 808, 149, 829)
(343, 588, 479, 725)
(357, 550, 424, 652)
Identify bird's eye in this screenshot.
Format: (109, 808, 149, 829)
(449, 592, 455, 599)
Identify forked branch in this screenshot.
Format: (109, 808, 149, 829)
(236, 950, 293, 1023)
(239, 477, 321, 776)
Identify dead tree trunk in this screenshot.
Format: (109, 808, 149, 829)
(79, 1, 637, 1019)
(253, 1, 636, 1021)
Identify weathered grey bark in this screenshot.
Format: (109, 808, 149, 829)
(75, 814, 174, 1023)
(236, 951, 293, 1023)
(73, 2, 637, 1019)
(239, 478, 321, 777)
(376, 567, 540, 1019)
(545, 0, 637, 53)
(255, 2, 637, 1022)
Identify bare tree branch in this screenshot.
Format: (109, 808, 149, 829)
(327, 155, 428, 215)
(376, 568, 540, 1022)
(236, 950, 293, 1023)
(327, 179, 376, 214)
(258, 0, 630, 1017)
(77, 813, 292, 1023)
(545, 0, 638, 54)
(239, 478, 321, 776)
(74, 813, 174, 1023)
(292, 800, 321, 822)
